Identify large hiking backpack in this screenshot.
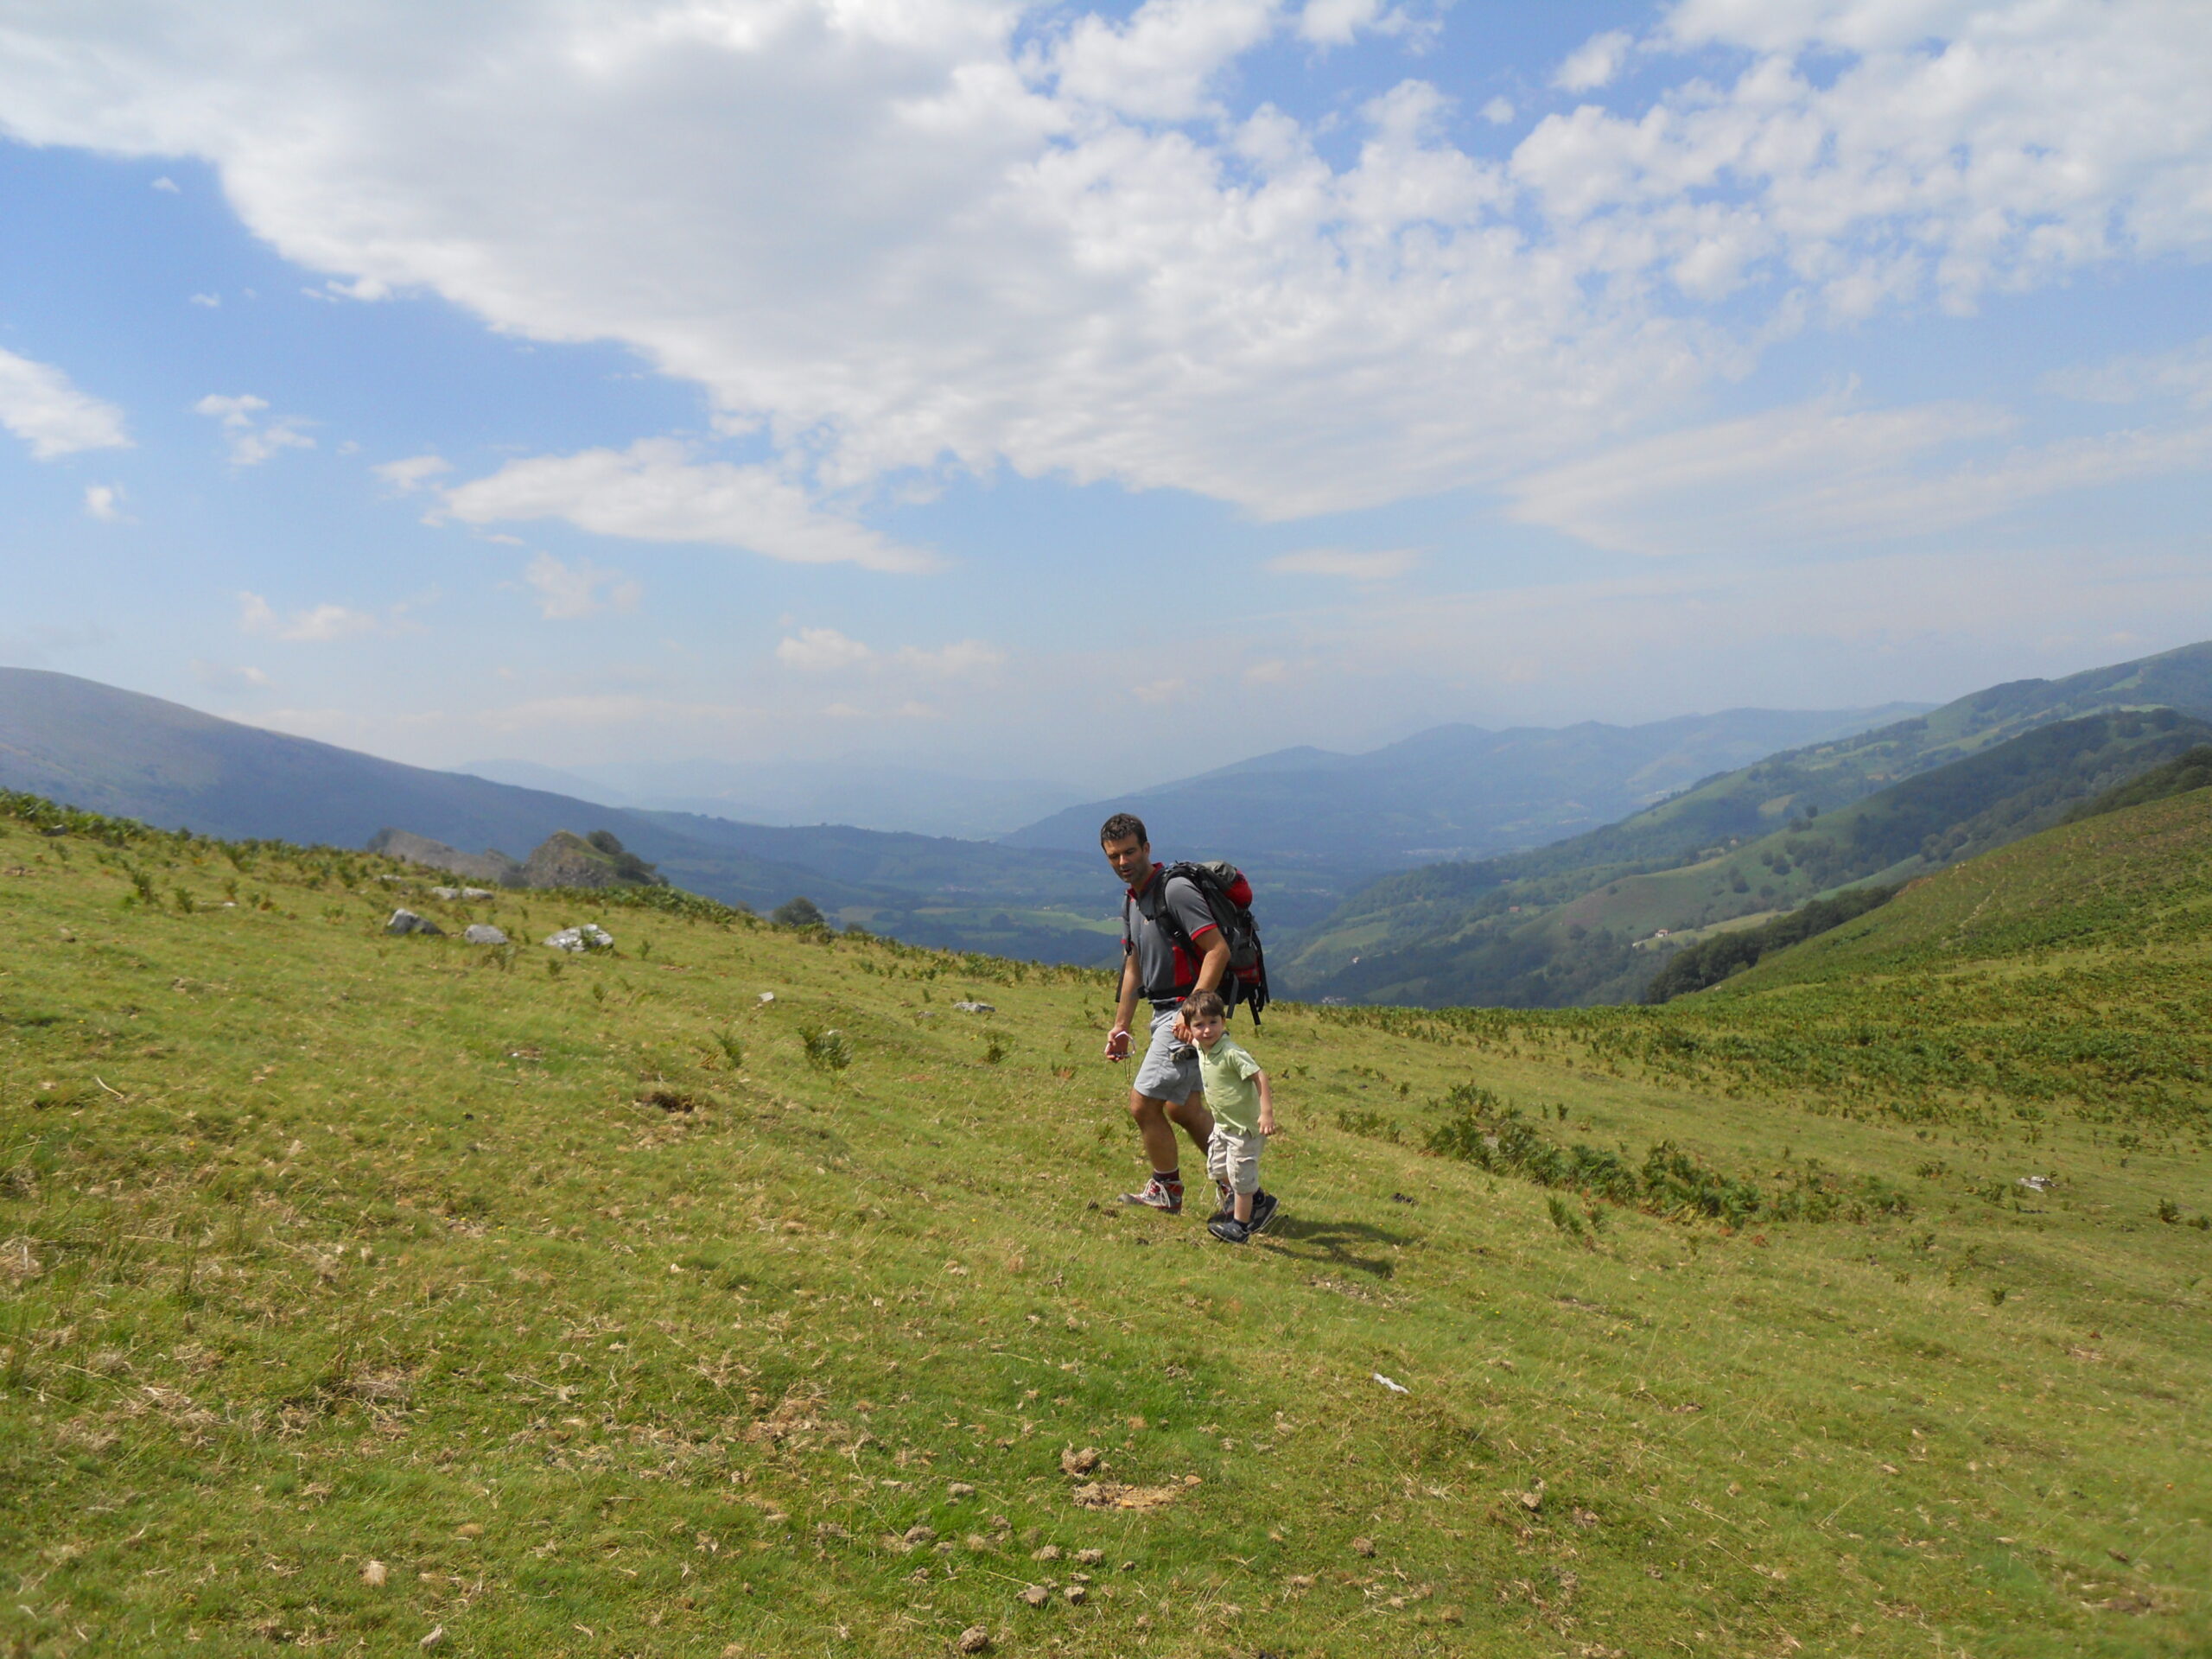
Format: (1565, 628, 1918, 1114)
(1125, 860, 1271, 1026)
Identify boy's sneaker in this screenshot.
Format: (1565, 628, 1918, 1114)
(1207, 1216, 1251, 1245)
(1120, 1176, 1183, 1214)
(1248, 1190, 1281, 1234)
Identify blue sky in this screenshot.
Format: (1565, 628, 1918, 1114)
(3, 0, 2209, 796)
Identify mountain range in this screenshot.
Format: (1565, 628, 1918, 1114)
(1002, 705, 1930, 867)
(9, 644, 2209, 1006)
(1285, 640, 2212, 1007)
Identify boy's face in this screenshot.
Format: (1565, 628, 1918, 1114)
(1186, 1008, 1225, 1049)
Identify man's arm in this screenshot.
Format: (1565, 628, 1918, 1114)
(1106, 944, 1141, 1060)
(1191, 928, 1230, 996)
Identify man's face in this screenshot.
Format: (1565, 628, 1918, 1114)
(1186, 1009, 1225, 1049)
(1102, 834, 1152, 887)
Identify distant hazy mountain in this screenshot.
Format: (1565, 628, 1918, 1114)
(465, 756, 1086, 841)
(1003, 705, 1932, 867)
(1286, 639, 2212, 1008)
(0, 669, 1108, 950)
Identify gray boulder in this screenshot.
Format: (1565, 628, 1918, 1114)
(386, 908, 444, 938)
(462, 924, 510, 945)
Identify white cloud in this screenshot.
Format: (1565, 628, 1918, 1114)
(2046, 337, 2212, 410)
(520, 551, 640, 620)
(1553, 29, 1630, 92)
(776, 627, 875, 671)
(1480, 96, 1514, 125)
(0, 347, 130, 458)
(190, 659, 270, 690)
(1266, 547, 1420, 580)
(194, 392, 315, 466)
(188, 291, 219, 307)
(373, 453, 451, 491)
(151, 175, 178, 193)
(238, 591, 378, 643)
(1507, 393, 2212, 556)
(439, 441, 938, 573)
(0, 2, 2202, 520)
(477, 694, 755, 733)
(897, 639, 1007, 676)
(82, 483, 128, 521)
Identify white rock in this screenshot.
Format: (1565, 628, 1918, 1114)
(386, 908, 444, 938)
(953, 1000, 995, 1014)
(463, 924, 509, 945)
(543, 924, 614, 952)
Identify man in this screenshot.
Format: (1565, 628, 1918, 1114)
(1100, 812, 1228, 1213)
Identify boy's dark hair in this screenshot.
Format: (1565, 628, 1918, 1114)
(1183, 988, 1228, 1020)
(1099, 811, 1148, 847)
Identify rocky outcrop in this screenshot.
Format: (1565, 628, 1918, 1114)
(365, 827, 524, 887)
(370, 825, 662, 891)
(519, 829, 666, 890)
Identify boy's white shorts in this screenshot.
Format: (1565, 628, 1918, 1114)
(1205, 1124, 1266, 1197)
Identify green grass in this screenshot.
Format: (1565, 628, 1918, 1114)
(1, 796, 2208, 1656)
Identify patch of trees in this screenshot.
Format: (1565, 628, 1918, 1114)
(1643, 883, 1901, 1003)
(2064, 744, 2212, 824)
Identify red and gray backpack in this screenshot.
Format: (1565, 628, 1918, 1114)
(1123, 860, 1271, 1026)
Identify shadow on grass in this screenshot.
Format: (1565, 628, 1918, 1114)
(1259, 1213, 1412, 1279)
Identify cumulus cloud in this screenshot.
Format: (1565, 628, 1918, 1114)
(0, 347, 130, 458)
(1553, 29, 1630, 92)
(439, 442, 938, 573)
(83, 484, 128, 521)
(521, 551, 640, 620)
(0, 2, 2202, 521)
(1266, 547, 1420, 580)
(238, 591, 378, 642)
(194, 392, 315, 465)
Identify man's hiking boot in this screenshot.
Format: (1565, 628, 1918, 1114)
(1120, 1176, 1183, 1214)
(1207, 1216, 1251, 1245)
(1248, 1190, 1280, 1234)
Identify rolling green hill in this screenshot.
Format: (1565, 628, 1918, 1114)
(0, 788, 2205, 1654)
(1287, 639, 2212, 1007)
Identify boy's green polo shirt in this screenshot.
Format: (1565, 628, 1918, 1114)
(1197, 1035, 1263, 1135)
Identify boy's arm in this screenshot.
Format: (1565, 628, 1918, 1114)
(1255, 1070, 1276, 1135)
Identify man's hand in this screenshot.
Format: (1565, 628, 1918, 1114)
(1104, 1026, 1132, 1062)
(1169, 1012, 1192, 1044)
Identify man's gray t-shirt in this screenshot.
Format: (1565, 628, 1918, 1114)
(1123, 869, 1220, 1001)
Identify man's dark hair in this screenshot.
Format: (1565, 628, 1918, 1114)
(1099, 811, 1148, 847)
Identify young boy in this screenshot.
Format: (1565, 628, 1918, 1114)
(1182, 989, 1281, 1244)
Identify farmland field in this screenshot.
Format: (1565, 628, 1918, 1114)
(1, 790, 2207, 1656)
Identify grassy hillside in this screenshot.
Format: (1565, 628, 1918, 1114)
(1292, 707, 2212, 1008)
(1, 791, 2207, 1656)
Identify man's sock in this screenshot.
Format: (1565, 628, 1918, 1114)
(1155, 1169, 1182, 1187)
